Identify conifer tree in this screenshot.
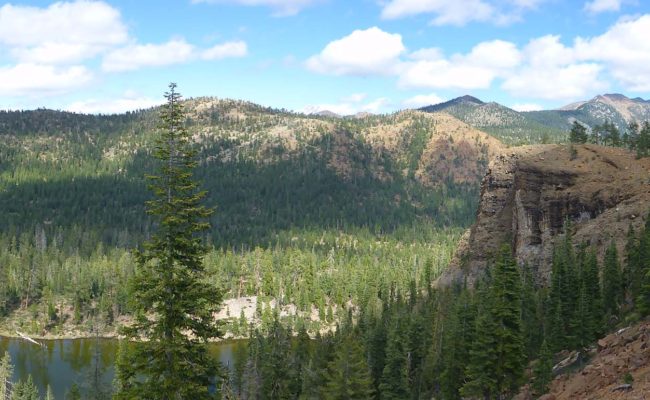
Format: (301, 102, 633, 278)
(0, 352, 13, 400)
(46, 385, 55, 400)
(462, 244, 525, 399)
(624, 225, 640, 301)
(440, 289, 475, 400)
(532, 339, 553, 396)
(322, 335, 374, 400)
(521, 265, 542, 358)
(378, 319, 409, 400)
(602, 241, 623, 318)
(115, 83, 222, 399)
(635, 217, 650, 315)
(290, 325, 312, 397)
(582, 250, 603, 339)
(260, 319, 293, 400)
(11, 376, 39, 400)
(461, 288, 498, 399)
(569, 121, 588, 144)
(65, 384, 81, 400)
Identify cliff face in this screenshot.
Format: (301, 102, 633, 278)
(439, 144, 650, 286)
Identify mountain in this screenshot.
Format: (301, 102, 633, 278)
(1, 99, 501, 248)
(525, 93, 650, 133)
(419, 95, 484, 113)
(420, 96, 567, 144)
(418, 93, 650, 145)
(438, 143, 650, 287)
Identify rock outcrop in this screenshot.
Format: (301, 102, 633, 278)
(439, 144, 650, 286)
(547, 320, 650, 399)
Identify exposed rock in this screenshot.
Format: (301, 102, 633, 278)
(438, 144, 650, 286)
(611, 383, 632, 392)
(552, 351, 582, 375)
(543, 320, 650, 399)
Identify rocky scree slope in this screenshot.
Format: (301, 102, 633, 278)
(523, 320, 650, 399)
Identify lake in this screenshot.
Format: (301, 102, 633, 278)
(0, 336, 241, 399)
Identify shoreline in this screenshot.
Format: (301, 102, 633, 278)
(0, 328, 248, 343)
(0, 328, 120, 341)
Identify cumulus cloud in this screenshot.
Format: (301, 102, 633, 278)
(0, 1, 128, 64)
(399, 40, 521, 90)
(306, 14, 650, 102)
(0, 63, 93, 96)
(584, 0, 623, 14)
(66, 91, 164, 114)
(102, 40, 195, 72)
(201, 41, 248, 60)
(402, 93, 445, 108)
(191, 0, 318, 16)
(381, 0, 493, 25)
(502, 63, 606, 99)
(380, 0, 545, 26)
(574, 14, 650, 91)
(103, 39, 248, 72)
(306, 27, 405, 76)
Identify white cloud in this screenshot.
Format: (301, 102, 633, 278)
(306, 27, 405, 76)
(380, 0, 546, 26)
(66, 91, 164, 114)
(521, 35, 575, 67)
(402, 93, 445, 108)
(191, 0, 318, 16)
(502, 63, 606, 100)
(102, 40, 195, 72)
(363, 97, 391, 113)
(0, 1, 128, 64)
(399, 60, 498, 89)
(341, 93, 367, 103)
(381, 0, 494, 25)
(574, 14, 650, 91)
(0, 63, 93, 96)
(584, 0, 623, 14)
(399, 40, 521, 90)
(201, 41, 248, 60)
(408, 47, 444, 61)
(511, 103, 543, 111)
(103, 39, 248, 72)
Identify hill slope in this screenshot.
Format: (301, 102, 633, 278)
(420, 96, 566, 144)
(0, 99, 505, 249)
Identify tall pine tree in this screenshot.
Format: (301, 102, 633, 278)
(602, 241, 623, 319)
(322, 335, 374, 400)
(115, 83, 222, 399)
(462, 244, 525, 399)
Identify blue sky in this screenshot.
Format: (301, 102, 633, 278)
(1, 0, 649, 114)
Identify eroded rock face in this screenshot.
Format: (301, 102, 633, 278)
(439, 144, 650, 286)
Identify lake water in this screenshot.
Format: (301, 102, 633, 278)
(0, 336, 241, 399)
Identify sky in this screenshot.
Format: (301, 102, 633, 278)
(1, 0, 650, 115)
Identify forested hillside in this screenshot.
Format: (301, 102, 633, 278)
(0, 99, 498, 336)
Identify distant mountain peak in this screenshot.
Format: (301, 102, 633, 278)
(418, 95, 484, 113)
(313, 110, 342, 118)
(599, 93, 630, 101)
(454, 95, 484, 104)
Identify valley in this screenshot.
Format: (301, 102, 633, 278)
(1, 93, 649, 399)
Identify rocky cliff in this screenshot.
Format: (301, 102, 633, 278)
(439, 144, 650, 286)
